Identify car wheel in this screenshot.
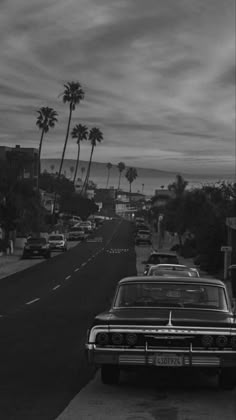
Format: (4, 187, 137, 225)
(101, 365, 120, 385)
(218, 368, 236, 390)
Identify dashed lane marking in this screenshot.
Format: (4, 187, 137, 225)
(81, 262, 87, 267)
(74, 268, 79, 272)
(53, 285, 61, 290)
(26, 298, 40, 305)
(65, 275, 71, 280)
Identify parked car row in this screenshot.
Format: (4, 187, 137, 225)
(21, 215, 106, 259)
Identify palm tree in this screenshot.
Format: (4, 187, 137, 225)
(81, 127, 103, 195)
(125, 167, 138, 201)
(70, 166, 74, 179)
(117, 162, 125, 191)
(71, 123, 88, 184)
(106, 163, 112, 188)
(36, 106, 58, 185)
(50, 164, 55, 173)
(57, 82, 85, 179)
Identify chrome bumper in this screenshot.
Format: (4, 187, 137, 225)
(86, 344, 236, 368)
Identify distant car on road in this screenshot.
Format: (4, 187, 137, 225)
(135, 229, 152, 245)
(147, 264, 200, 278)
(143, 251, 179, 275)
(67, 227, 87, 241)
(22, 237, 51, 259)
(48, 234, 67, 252)
(86, 275, 236, 389)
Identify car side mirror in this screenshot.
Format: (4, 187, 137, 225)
(231, 299, 236, 315)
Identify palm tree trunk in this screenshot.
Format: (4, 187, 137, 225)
(106, 170, 110, 188)
(58, 104, 73, 178)
(53, 104, 72, 217)
(117, 172, 121, 190)
(37, 128, 44, 189)
(81, 145, 94, 195)
(73, 142, 80, 184)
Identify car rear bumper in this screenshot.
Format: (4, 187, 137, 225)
(86, 345, 236, 368)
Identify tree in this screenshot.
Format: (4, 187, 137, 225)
(71, 123, 88, 184)
(168, 174, 188, 198)
(57, 82, 85, 179)
(117, 162, 125, 191)
(82, 127, 103, 195)
(106, 163, 112, 188)
(50, 164, 55, 173)
(125, 167, 138, 198)
(36, 107, 58, 185)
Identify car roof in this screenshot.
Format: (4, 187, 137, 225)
(118, 276, 225, 287)
(149, 264, 187, 269)
(149, 250, 178, 256)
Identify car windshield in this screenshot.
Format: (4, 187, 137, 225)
(70, 228, 83, 232)
(148, 254, 179, 265)
(114, 282, 228, 310)
(27, 238, 46, 244)
(48, 235, 64, 241)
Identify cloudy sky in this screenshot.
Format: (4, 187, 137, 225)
(0, 0, 235, 176)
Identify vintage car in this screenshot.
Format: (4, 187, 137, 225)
(86, 276, 236, 388)
(146, 264, 200, 278)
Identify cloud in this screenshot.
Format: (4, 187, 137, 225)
(0, 0, 235, 176)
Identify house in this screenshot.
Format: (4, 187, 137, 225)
(0, 144, 39, 188)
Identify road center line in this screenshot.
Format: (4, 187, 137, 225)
(53, 285, 61, 290)
(74, 268, 79, 272)
(65, 275, 71, 280)
(81, 262, 87, 267)
(26, 298, 40, 305)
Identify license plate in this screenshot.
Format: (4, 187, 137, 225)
(33, 250, 39, 254)
(155, 354, 183, 367)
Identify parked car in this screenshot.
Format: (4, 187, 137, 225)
(22, 237, 51, 259)
(135, 229, 152, 245)
(147, 264, 200, 277)
(86, 275, 236, 388)
(143, 251, 179, 275)
(67, 227, 87, 241)
(79, 221, 93, 233)
(48, 234, 67, 252)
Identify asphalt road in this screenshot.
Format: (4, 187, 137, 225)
(0, 219, 137, 420)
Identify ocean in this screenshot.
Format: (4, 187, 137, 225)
(41, 159, 234, 197)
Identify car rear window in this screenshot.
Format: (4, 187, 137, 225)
(48, 235, 64, 241)
(148, 254, 179, 265)
(114, 282, 228, 310)
(27, 238, 46, 244)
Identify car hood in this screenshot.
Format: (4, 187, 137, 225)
(95, 308, 234, 328)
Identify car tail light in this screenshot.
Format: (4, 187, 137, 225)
(201, 335, 214, 348)
(126, 333, 138, 346)
(96, 332, 109, 346)
(111, 333, 124, 345)
(216, 335, 228, 348)
(230, 336, 236, 349)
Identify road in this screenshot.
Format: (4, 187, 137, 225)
(0, 219, 136, 420)
(0, 223, 235, 420)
